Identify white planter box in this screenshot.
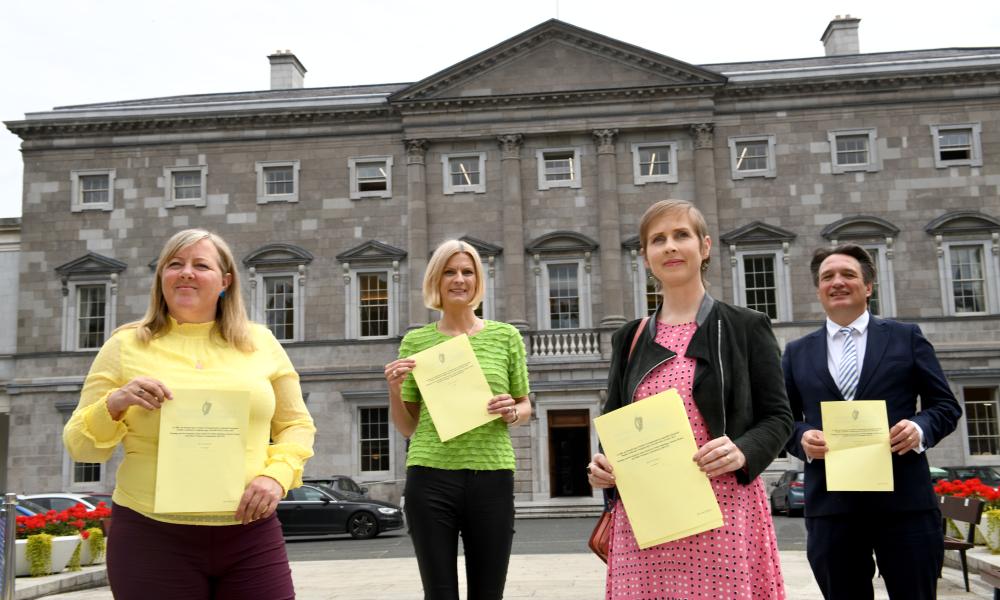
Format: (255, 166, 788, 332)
(14, 534, 82, 577)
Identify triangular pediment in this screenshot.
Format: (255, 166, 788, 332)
(459, 236, 503, 257)
(55, 252, 127, 276)
(925, 211, 1000, 235)
(720, 222, 797, 245)
(335, 240, 407, 263)
(526, 230, 599, 254)
(821, 215, 900, 241)
(243, 243, 314, 268)
(392, 20, 725, 102)
(622, 235, 641, 251)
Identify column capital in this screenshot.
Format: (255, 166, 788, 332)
(404, 139, 429, 165)
(690, 123, 715, 149)
(592, 128, 618, 154)
(497, 134, 524, 159)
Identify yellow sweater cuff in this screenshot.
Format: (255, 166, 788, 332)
(82, 396, 128, 447)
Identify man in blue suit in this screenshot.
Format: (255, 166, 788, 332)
(783, 244, 961, 600)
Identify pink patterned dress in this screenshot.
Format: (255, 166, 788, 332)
(606, 321, 785, 600)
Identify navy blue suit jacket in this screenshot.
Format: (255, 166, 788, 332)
(782, 316, 961, 517)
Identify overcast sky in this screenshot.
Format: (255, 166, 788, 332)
(2, 0, 999, 219)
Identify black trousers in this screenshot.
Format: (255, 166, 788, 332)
(805, 509, 942, 600)
(404, 466, 515, 600)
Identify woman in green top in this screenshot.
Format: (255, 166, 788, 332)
(385, 239, 532, 600)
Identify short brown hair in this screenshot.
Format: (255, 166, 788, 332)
(809, 243, 877, 287)
(638, 199, 712, 277)
(423, 240, 485, 311)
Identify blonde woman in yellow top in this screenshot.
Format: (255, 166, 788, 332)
(63, 229, 315, 600)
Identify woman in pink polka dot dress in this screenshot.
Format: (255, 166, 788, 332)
(588, 200, 793, 600)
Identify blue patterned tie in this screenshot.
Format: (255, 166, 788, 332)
(837, 327, 859, 400)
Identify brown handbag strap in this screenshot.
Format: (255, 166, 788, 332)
(628, 317, 649, 362)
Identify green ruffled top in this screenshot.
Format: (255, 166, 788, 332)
(399, 320, 530, 471)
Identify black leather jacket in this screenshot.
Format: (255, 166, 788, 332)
(603, 294, 793, 484)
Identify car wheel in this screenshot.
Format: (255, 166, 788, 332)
(769, 495, 779, 516)
(348, 512, 379, 540)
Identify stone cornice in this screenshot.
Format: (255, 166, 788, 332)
(5, 106, 395, 140)
(718, 66, 1000, 99)
(391, 83, 722, 113)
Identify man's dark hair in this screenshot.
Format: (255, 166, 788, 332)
(809, 243, 877, 287)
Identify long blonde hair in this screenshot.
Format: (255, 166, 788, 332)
(123, 229, 254, 352)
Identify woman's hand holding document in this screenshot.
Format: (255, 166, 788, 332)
(821, 400, 894, 492)
(410, 334, 495, 441)
(593, 389, 722, 549)
(154, 389, 250, 513)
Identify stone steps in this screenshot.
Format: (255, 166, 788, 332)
(515, 501, 604, 519)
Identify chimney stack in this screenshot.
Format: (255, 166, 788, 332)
(268, 50, 307, 90)
(820, 15, 861, 56)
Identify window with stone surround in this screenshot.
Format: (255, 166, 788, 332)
(828, 129, 879, 173)
(359, 406, 390, 473)
(338, 241, 404, 340)
(931, 124, 983, 168)
(728, 135, 776, 179)
(631, 142, 678, 185)
(529, 232, 595, 330)
(536, 148, 582, 190)
(928, 211, 1000, 316)
(349, 156, 393, 199)
(255, 160, 300, 204)
(70, 169, 115, 212)
(965, 386, 1000, 456)
(56, 252, 126, 352)
(722, 222, 795, 321)
(245, 243, 311, 343)
(442, 153, 486, 194)
(947, 243, 992, 314)
(163, 165, 208, 207)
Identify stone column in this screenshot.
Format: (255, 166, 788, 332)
(593, 129, 626, 328)
(405, 139, 430, 329)
(497, 134, 528, 330)
(691, 123, 723, 291)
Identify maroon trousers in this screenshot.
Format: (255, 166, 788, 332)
(107, 505, 295, 600)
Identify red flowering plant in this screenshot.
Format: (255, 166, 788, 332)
(15, 510, 83, 539)
(934, 478, 1000, 510)
(14, 503, 109, 540)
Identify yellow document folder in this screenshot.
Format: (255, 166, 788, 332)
(154, 389, 250, 513)
(821, 400, 894, 492)
(594, 389, 723, 549)
(410, 334, 497, 442)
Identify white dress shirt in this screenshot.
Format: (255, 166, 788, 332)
(824, 310, 924, 452)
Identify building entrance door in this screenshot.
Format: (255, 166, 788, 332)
(548, 409, 591, 497)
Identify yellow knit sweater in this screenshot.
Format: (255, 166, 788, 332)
(63, 318, 315, 525)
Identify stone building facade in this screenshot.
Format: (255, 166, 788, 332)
(3, 18, 1000, 509)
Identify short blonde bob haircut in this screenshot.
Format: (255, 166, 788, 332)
(639, 199, 712, 284)
(124, 229, 255, 352)
(423, 240, 485, 311)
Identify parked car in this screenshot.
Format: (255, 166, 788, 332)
(769, 470, 805, 516)
(22, 493, 102, 511)
(276, 484, 403, 539)
(302, 476, 370, 500)
(14, 497, 48, 516)
(936, 466, 1000, 486)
